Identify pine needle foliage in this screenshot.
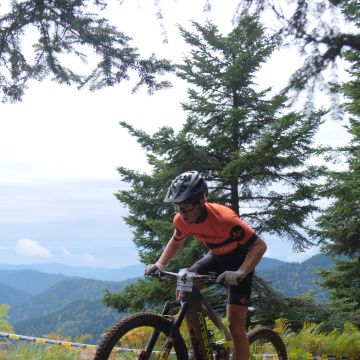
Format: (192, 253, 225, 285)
(0, 0, 174, 102)
(235, 0, 360, 106)
(315, 47, 360, 328)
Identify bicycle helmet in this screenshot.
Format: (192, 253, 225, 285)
(164, 171, 207, 203)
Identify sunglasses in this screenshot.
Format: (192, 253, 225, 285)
(174, 203, 198, 214)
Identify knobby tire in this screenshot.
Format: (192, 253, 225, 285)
(248, 327, 288, 360)
(94, 312, 189, 360)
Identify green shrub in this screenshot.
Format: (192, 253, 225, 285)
(285, 320, 360, 357)
(0, 304, 13, 333)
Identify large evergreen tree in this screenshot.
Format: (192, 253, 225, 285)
(104, 16, 326, 313)
(176, 18, 325, 247)
(315, 47, 360, 327)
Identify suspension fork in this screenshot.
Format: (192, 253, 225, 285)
(143, 300, 188, 359)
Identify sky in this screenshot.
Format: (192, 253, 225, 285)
(0, 0, 351, 268)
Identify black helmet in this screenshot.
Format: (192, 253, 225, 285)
(164, 171, 207, 203)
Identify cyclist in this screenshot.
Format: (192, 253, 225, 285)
(145, 170, 267, 360)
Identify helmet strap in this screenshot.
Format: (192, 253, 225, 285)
(195, 202, 207, 224)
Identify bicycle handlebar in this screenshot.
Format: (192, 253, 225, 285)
(151, 269, 219, 284)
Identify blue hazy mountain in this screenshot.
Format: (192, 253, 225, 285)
(257, 254, 333, 302)
(0, 263, 145, 282)
(0, 257, 283, 283)
(8, 277, 136, 323)
(13, 298, 125, 344)
(0, 281, 32, 306)
(256, 257, 288, 271)
(0, 269, 68, 295)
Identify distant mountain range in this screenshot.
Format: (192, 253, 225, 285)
(0, 263, 145, 282)
(13, 298, 124, 343)
(256, 257, 288, 271)
(0, 257, 287, 284)
(0, 282, 31, 306)
(0, 269, 68, 295)
(8, 277, 134, 323)
(0, 255, 334, 343)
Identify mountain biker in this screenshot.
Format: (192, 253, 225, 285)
(145, 170, 267, 360)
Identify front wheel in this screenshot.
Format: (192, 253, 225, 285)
(94, 312, 189, 360)
(248, 327, 288, 360)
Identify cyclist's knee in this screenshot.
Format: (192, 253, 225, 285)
(228, 319, 246, 335)
(227, 305, 247, 333)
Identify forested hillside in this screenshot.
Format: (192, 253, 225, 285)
(257, 257, 288, 271)
(0, 282, 31, 306)
(8, 277, 136, 323)
(258, 254, 333, 302)
(13, 299, 125, 344)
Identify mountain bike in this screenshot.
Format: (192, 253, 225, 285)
(94, 269, 288, 359)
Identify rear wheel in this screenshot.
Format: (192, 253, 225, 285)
(248, 327, 288, 360)
(94, 312, 189, 360)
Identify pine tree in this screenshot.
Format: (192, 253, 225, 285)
(104, 16, 326, 313)
(316, 47, 360, 327)
(176, 17, 326, 248)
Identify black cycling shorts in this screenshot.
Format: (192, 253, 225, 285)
(188, 245, 254, 307)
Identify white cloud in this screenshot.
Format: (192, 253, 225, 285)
(16, 239, 52, 258)
(61, 247, 72, 257)
(61, 248, 97, 263)
(81, 253, 97, 263)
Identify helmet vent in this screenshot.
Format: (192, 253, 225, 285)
(164, 171, 207, 203)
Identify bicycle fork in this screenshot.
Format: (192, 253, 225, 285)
(140, 292, 218, 360)
(140, 300, 187, 360)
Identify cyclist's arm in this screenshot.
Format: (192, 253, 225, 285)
(238, 237, 267, 276)
(157, 235, 186, 267)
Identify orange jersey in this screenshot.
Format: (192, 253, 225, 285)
(173, 202, 258, 255)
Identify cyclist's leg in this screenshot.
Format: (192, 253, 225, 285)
(189, 250, 254, 360)
(216, 248, 254, 360)
(227, 271, 253, 360)
(226, 274, 252, 360)
(188, 253, 221, 290)
(227, 304, 249, 360)
(188, 252, 220, 274)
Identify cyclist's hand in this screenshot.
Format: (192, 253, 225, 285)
(217, 270, 245, 286)
(144, 262, 164, 276)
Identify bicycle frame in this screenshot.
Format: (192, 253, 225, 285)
(147, 269, 233, 360)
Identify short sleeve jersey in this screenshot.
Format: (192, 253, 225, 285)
(173, 202, 258, 256)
